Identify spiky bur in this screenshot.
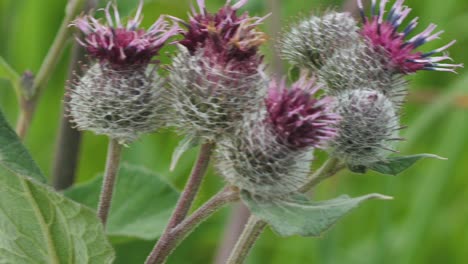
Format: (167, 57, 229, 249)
(328, 89, 402, 168)
(67, 65, 165, 143)
(358, 0, 462, 74)
(167, 0, 268, 141)
(216, 114, 314, 198)
(216, 77, 339, 198)
(67, 2, 178, 143)
(318, 42, 408, 108)
(279, 11, 359, 70)
(167, 46, 267, 141)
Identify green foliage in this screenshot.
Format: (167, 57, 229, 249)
(0, 171, 114, 263)
(369, 154, 447, 176)
(0, 108, 45, 182)
(242, 191, 392, 237)
(65, 164, 179, 240)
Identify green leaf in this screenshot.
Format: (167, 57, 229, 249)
(170, 134, 199, 171)
(0, 56, 19, 85)
(0, 170, 115, 263)
(242, 191, 392, 237)
(65, 164, 179, 240)
(369, 154, 447, 176)
(0, 108, 46, 182)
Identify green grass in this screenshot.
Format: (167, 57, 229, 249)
(0, 0, 467, 263)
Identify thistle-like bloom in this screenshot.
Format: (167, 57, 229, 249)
(68, 2, 177, 143)
(279, 12, 359, 69)
(328, 89, 401, 167)
(217, 121, 313, 198)
(358, 0, 462, 74)
(68, 65, 164, 143)
(72, 1, 178, 69)
(167, 0, 268, 141)
(266, 76, 340, 150)
(318, 42, 407, 107)
(217, 76, 339, 198)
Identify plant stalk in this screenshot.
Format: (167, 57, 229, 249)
(15, 0, 85, 139)
(226, 216, 267, 264)
(145, 186, 240, 264)
(144, 142, 214, 263)
(226, 158, 344, 263)
(168, 142, 215, 228)
(97, 139, 123, 226)
(299, 158, 344, 193)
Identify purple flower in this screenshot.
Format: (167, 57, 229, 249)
(71, 1, 178, 69)
(266, 76, 340, 150)
(176, 0, 267, 73)
(358, 0, 462, 74)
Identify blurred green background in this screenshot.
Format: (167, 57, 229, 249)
(0, 0, 467, 263)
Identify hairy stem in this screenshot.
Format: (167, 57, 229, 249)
(299, 158, 344, 193)
(15, 0, 85, 139)
(226, 158, 344, 263)
(226, 216, 267, 264)
(144, 142, 214, 263)
(97, 139, 123, 226)
(169, 142, 215, 228)
(145, 186, 240, 264)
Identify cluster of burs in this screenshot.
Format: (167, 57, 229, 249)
(68, 0, 459, 200)
(281, 11, 405, 173)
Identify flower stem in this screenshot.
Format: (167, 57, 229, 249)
(145, 186, 240, 264)
(299, 157, 344, 193)
(169, 142, 215, 228)
(97, 138, 123, 226)
(226, 216, 267, 264)
(144, 142, 214, 263)
(15, 0, 85, 139)
(226, 157, 344, 263)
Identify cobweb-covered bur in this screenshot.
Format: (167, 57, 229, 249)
(327, 89, 401, 168)
(167, 0, 269, 142)
(279, 11, 359, 70)
(358, 0, 462, 74)
(318, 42, 408, 107)
(67, 2, 178, 144)
(217, 76, 339, 198)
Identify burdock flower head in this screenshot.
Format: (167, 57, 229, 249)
(279, 11, 359, 69)
(67, 2, 178, 143)
(265, 76, 340, 150)
(318, 42, 408, 107)
(328, 89, 401, 168)
(167, 0, 268, 141)
(72, 1, 178, 69)
(358, 0, 462, 74)
(217, 76, 339, 198)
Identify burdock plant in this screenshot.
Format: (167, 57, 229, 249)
(0, 0, 462, 263)
(68, 1, 178, 225)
